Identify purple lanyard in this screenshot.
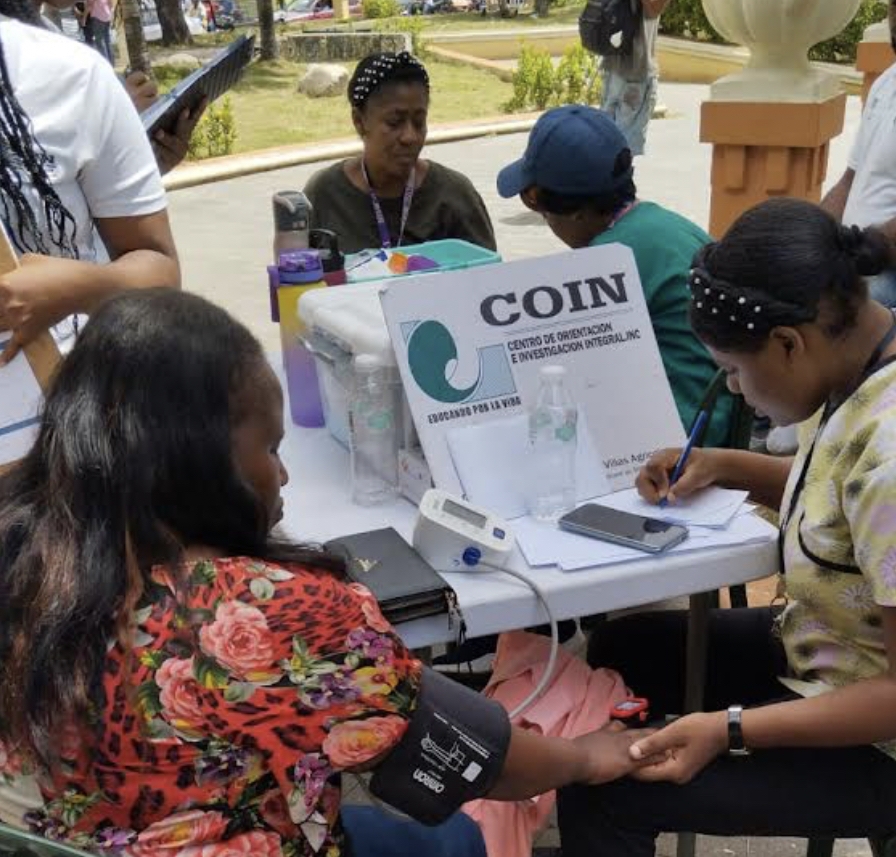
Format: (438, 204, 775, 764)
(361, 160, 415, 250)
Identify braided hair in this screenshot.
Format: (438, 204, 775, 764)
(0, 0, 79, 258)
(688, 197, 892, 353)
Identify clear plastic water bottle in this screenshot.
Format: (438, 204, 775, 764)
(527, 364, 578, 521)
(349, 353, 399, 506)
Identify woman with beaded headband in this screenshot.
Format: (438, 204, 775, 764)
(557, 197, 896, 854)
(303, 51, 496, 254)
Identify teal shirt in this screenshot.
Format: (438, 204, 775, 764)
(590, 202, 734, 448)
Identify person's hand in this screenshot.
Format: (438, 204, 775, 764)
(152, 99, 208, 175)
(124, 70, 159, 114)
(572, 721, 663, 785)
(0, 254, 86, 364)
(636, 447, 721, 506)
(628, 712, 728, 784)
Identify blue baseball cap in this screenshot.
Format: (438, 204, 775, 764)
(496, 105, 633, 199)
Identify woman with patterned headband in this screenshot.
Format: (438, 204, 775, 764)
(558, 197, 896, 854)
(303, 51, 496, 254)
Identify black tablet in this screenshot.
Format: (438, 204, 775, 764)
(141, 34, 255, 137)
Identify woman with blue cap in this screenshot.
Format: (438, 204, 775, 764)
(497, 104, 732, 448)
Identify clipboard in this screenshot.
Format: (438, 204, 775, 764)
(0, 227, 62, 474)
(141, 34, 255, 138)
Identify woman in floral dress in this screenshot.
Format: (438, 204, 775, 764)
(0, 289, 650, 857)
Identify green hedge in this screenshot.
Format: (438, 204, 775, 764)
(658, 0, 888, 64)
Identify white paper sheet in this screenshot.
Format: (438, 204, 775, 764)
(515, 508, 771, 571)
(0, 337, 42, 466)
(445, 412, 611, 520)
(596, 486, 749, 529)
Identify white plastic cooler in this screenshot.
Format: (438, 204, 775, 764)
(298, 283, 414, 450)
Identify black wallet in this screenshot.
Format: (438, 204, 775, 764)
(325, 527, 457, 625)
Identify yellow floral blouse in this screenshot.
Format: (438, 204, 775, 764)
(779, 360, 896, 737)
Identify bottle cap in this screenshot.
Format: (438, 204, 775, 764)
(309, 228, 345, 273)
(539, 364, 567, 380)
(272, 190, 311, 232)
(278, 249, 323, 284)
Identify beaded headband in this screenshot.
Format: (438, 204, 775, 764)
(687, 265, 816, 333)
(350, 52, 430, 109)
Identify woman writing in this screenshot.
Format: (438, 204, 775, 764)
(558, 197, 896, 853)
(0, 289, 651, 857)
(304, 51, 497, 255)
(0, 7, 179, 363)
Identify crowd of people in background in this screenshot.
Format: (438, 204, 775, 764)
(1, 0, 896, 851)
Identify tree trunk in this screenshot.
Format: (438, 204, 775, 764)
(120, 0, 152, 74)
(534, 0, 549, 16)
(157, 0, 194, 44)
(258, 0, 278, 60)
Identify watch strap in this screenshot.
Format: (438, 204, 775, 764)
(727, 704, 751, 756)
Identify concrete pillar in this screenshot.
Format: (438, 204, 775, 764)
(333, 0, 351, 18)
(856, 20, 894, 104)
(699, 0, 861, 238)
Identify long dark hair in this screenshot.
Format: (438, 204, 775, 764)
(0, 0, 79, 257)
(0, 289, 344, 759)
(689, 197, 893, 352)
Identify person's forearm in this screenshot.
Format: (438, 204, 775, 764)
(820, 171, 854, 222)
(711, 448, 792, 510)
(487, 727, 585, 800)
(873, 216, 896, 244)
(64, 250, 180, 315)
(741, 676, 896, 749)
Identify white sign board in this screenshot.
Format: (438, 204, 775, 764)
(380, 244, 687, 498)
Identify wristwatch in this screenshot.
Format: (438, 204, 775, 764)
(727, 705, 751, 756)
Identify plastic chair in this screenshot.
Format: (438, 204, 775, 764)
(0, 823, 92, 857)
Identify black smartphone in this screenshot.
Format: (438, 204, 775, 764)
(558, 503, 688, 554)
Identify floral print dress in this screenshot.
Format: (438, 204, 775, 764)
(1, 557, 422, 857)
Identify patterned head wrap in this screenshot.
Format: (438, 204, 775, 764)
(349, 51, 430, 110)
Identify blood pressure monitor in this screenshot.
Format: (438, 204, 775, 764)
(413, 489, 514, 572)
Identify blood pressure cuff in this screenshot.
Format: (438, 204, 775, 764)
(369, 667, 511, 825)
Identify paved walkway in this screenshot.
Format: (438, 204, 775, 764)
(166, 81, 871, 856)
(168, 80, 861, 354)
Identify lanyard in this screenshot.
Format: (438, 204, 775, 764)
(361, 160, 415, 250)
(607, 199, 639, 230)
(776, 311, 896, 580)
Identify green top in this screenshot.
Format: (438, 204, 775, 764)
(590, 202, 734, 447)
(304, 160, 497, 256)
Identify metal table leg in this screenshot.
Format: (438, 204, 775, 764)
(676, 590, 713, 857)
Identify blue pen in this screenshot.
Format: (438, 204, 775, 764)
(660, 410, 709, 508)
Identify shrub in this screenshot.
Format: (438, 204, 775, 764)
(362, 0, 401, 18)
(659, 0, 888, 64)
(376, 14, 427, 56)
(658, 0, 723, 43)
(505, 42, 600, 113)
(809, 0, 887, 63)
(187, 96, 238, 160)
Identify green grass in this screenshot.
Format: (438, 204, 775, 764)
(220, 56, 512, 154)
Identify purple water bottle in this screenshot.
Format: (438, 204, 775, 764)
(272, 250, 327, 428)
